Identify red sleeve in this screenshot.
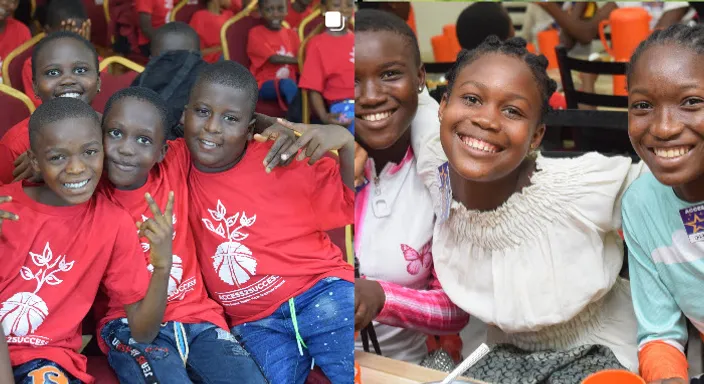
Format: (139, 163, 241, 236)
(375, 267, 470, 335)
(299, 38, 324, 93)
(102, 209, 151, 306)
(21, 58, 40, 107)
(310, 156, 353, 231)
(291, 29, 300, 60)
(189, 12, 205, 49)
(247, 29, 271, 72)
(136, 0, 154, 15)
(0, 144, 14, 185)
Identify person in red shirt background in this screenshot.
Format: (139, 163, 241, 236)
(299, 0, 354, 130)
(0, 0, 30, 81)
(22, 0, 106, 107)
(0, 96, 172, 384)
(184, 61, 354, 384)
(0, 31, 101, 183)
(189, 0, 233, 63)
(247, 0, 300, 108)
(285, 0, 318, 31)
(137, 0, 174, 57)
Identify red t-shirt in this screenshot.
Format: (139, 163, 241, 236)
(247, 25, 300, 87)
(189, 10, 233, 63)
(23, 56, 106, 107)
(299, 31, 354, 103)
(0, 18, 31, 79)
(0, 118, 29, 163)
(96, 139, 228, 352)
(0, 143, 14, 185)
(0, 182, 150, 384)
(285, 3, 311, 30)
(136, 0, 175, 46)
(188, 141, 354, 327)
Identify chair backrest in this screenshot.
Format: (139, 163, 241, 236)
(92, 57, 143, 113)
(170, 0, 204, 23)
(2, 33, 45, 91)
(83, 0, 110, 48)
(0, 84, 35, 139)
(298, 6, 322, 42)
(221, 0, 259, 62)
(555, 45, 628, 109)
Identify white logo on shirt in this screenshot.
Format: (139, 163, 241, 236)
(0, 242, 74, 344)
(275, 45, 294, 80)
(140, 214, 192, 301)
(350, 47, 354, 64)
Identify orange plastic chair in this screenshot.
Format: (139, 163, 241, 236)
(0, 84, 35, 138)
(442, 24, 461, 58)
(431, 35, 456, 63)
(2, 33, 45, 91)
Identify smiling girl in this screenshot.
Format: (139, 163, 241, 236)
(412, 36, 647, 383)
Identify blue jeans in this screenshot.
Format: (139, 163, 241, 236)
(13, 359, 81, 384)
(232, 277, 354, 384)
(101, 319, 268, 384)
(330, 100, 354, 135)
(259, 79, 298, 105)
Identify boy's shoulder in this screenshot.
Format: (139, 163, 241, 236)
(622, 172, 665, 210)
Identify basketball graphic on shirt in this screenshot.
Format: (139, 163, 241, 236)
(140, 214, 177, 252)
(0, 242, 73, 337)
(275, 45, 293, 80)
(147, 255, 183, 296)
(202, 200, 258, 287)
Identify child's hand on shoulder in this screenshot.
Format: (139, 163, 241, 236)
(0, 196, 19, 235)
(253, 121, 298, 173)
(13, 151, 42, 183)
(276, 119, 354, 165)
(137, 192, 174, 272)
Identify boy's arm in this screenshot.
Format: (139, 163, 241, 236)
(138, 13, 156, 41)
(623, 207, 689, 382)
(310, 91, 339, 125)
(0, 334, 13, 383)
(536, 2, 617, 45)
(268, 55, 299, 65)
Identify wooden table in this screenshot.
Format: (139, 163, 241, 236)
(356, 351, 492, 384)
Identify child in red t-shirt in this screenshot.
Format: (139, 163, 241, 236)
(0, 31, 101, 183)
(0, 0, 30, 81)
(0, 97, 173, 383)
(136, 0, 174, 56)
(96, 86, 268, 383)
(247, 0, 300, 107)
(22, 0, 105, 107)
(285, 0, 316, 31)
(189, 0, 233, 63)
(184, 61, 354, 384)
(299, 0, 354, 131)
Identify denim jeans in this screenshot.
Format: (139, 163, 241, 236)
(232, 277, 354, 384)
(259, 79, 298, 105)
(101, 319, 268, 383)
(330, 100, 354, 135)
(13, 359, 81, 384)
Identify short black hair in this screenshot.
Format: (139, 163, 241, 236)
(41, 0, 87, 29)
(194, 61, 259, 115)
(355, 9, 420, 66)
(445, 36, 557, 122)
(456, 3, 512, 51)
(32, 31, 99, 79)
(103, 87, 170, 142)
(628, 24, 704, 86)
(153, 21, 200, 52)
(29, 97, 100, 151)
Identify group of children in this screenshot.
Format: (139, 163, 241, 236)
(353, 7, 704, 384)
(0, 4, 356, 381)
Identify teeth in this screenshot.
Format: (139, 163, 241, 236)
(63, 180, 89, 189)
(653, 147, 690, 159)
(361, 111, 393, 122)
(459, 134, 499, 153)
(59, 93, 81, 98)
(200, 139, 217, 148)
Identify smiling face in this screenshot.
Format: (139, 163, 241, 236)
(29, 117, 103, 206)
(355, 30, 424, 151)
(439, 53, 545, 182)
(259, 0, 288, 30)
(184, 81, 255, 173)
(33, 37, 100, 104)
(628, 43, 704, 190)
(103, 98, 167, 190)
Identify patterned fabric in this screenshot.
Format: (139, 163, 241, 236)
(463, 344, 625, 384)
(420, 349, 456, 373)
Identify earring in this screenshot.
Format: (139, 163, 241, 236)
(418, 86, 423, 93)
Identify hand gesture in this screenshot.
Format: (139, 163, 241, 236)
(0, 196, 18, 235)
(354, 278, 386, 331)
(275, 119, 354, 165)
(136, 192, 174, 271)
(253, 121, 297, 172)
(354, 143, 367, 188)
(13, 152, 42, 183)
(60, 18, 91, 40)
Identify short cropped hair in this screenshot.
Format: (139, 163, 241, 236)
(32, 31, 99, 79)
(193, 61, 259, 115)
(355, 9, 421, 66)
(103, 87, 170, 142)
(153, 21, 201, 51)
(29, 97, 100, 151)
